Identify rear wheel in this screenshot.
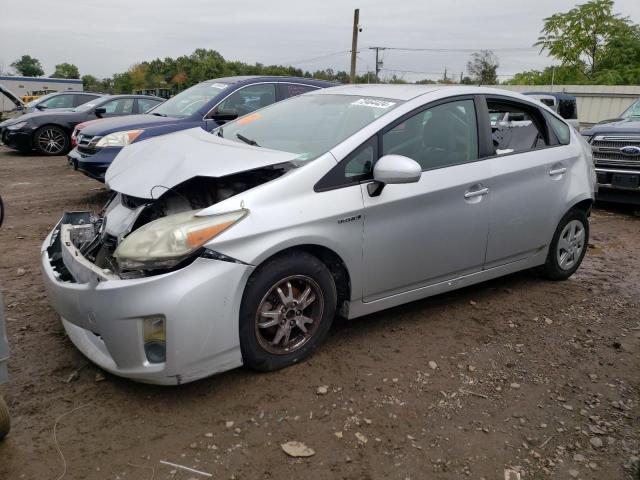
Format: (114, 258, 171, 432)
(239, 251, 337, 372)
(0, 395, 10, 440)
(34, 125, 69, 156)
(539, 208, 589, 280)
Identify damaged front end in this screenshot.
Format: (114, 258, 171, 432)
(48, 165, 290, 280)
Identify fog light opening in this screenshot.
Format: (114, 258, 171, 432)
(143, 316, 166, 364)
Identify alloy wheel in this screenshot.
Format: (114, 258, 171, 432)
(556, 219, 585, 270)
(37, 128, 66, 154)
(254, 275, 324, 355)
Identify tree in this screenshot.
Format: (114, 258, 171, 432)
(51, 62, 80, 79)
(535, 0, 638, 79)
(11, 55, 44, 77)
(467, 50, 499, 84)
(128, 63, 149, 91)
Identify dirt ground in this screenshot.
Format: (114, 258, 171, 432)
(0, 145, 638, 480)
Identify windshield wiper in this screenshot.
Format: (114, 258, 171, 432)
(151, 112, 167, 117)
(236, 132, 260, 147)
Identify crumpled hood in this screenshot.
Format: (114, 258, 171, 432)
(106, 127, 299, 198)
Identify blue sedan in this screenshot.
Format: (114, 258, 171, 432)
(69, 76, 337, 181)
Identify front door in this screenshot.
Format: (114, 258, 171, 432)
(361, 97, 492, 302)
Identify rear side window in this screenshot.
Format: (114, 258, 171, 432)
(383, 99, 478, 170)
(281, 83, 317, 98)
(486, 99, 548, 155)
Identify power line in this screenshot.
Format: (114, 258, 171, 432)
(366, 46, 537, 52)
(280, 50, 351, 66)
(381, 67, 520, 77)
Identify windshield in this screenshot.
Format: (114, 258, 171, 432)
(149, 82, 229, 118)
(217, 94, 401, 162)
(621, 99, 640, 118)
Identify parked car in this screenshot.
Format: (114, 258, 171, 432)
(580, 98, 640, 204)
(24, 91, 103, 114)
(0, 95, 164, 156)
(68, 76, 337, 181)
(41, 85, 596, 385)
(525, 92, 579, 129)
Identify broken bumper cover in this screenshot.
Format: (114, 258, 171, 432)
(41, 220, 253, 385)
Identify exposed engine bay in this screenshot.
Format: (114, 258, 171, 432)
(48, 165, 291, 280)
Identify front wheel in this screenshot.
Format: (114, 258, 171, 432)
(539, 208, 589, 280)
(239, 251, 337, 372)
(34, 125, 69, 156)
(0, 395, 10, 440)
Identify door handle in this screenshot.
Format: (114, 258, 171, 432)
(464, 187, 490, 199)
(549, 167, 567, 176)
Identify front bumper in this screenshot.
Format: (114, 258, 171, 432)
(69, 146, 120, 182)
(595, 167, 640, 205)
(1, 128, 32, 151)
(41, 220, 253, 385)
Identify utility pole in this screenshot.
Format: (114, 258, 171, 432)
(350, 9, 360, 84)
(369, 47, 385, 82)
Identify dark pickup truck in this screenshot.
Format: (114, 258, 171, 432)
(581, 98, 640, 205)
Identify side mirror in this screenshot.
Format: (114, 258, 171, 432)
(94, 107, 106, 117)
(211, 109, 238, 124)
(35, 104, 47, 110)
(368, 155, 422, 197)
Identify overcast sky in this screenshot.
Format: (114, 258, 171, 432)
(1, 0, 639, 82)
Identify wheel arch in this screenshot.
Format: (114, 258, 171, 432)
(248, 244, 352, 318)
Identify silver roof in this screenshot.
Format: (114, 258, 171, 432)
(311, 84, 448, 101)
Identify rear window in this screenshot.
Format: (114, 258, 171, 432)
(557, 99, 577, 120)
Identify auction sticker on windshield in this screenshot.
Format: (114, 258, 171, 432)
(351, 98, 396, 109)
(211, 83, 228, 89)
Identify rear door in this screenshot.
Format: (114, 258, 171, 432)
(481, 96, 571, 268)
(361, 97, 493, 301)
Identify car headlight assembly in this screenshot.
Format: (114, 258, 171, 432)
(114, 209, 248, 270)
(6, 121, 27, 131)
(95, 129, 144, 147)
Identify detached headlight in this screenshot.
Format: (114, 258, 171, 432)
(95, 129, 144, 147)
(114, 209, 248, 270)
(7, 121, 27, 131)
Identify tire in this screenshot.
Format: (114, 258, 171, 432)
(33, 125, 69, 156)
(539, 208, 589, 280)
(0, 395, 10, 440)
(239, 251, 337, 372)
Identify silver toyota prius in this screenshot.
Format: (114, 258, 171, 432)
(41, 85, 596, 385)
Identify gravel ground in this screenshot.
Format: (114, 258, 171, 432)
(0, 146, 639, 480)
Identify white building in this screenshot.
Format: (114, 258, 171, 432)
(0, 75, 83, 112)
